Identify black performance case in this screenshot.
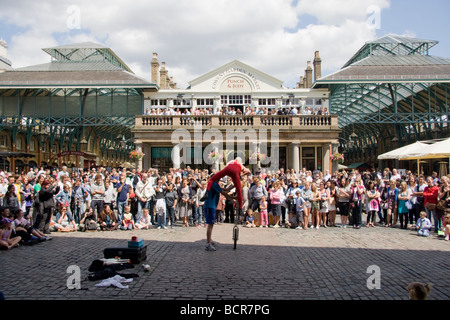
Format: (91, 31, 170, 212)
(103, 245, 147, 264)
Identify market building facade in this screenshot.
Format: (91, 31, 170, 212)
(134, 53, 340, 173)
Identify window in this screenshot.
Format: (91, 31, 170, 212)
(197, 99, 214, 106)
(0, 135, 7, 147)
(221, 95, 228, 105)
(16, 138, 22, 150)
(244, 95, 252, 104)
(29, 140, 35, 152)
(229, 95, 243, 105)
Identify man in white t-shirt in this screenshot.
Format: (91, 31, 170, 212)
(390, 168, 401, 181)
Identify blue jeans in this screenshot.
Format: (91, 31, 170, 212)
(117, 200, 128, 223)
(166, 205, 175, 227)
(196, 205, 204, 225)
(425, 207, 441, 231)
(157, 209, 166, 228)
(72, 204, 85, 224)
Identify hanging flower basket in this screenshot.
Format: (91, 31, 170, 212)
(129, 150, 145, 162)
(330, 153, 345, 164)
(208, 151, 223, 163)
(249, 152, 266, 162)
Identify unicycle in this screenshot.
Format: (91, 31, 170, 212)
(232, 208, 241, 250)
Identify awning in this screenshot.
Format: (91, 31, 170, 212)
(377, 141, 431, 160)
(0, 151, 36, 158)
(347, 163, 371, 169)
(399, 138, 450, 160)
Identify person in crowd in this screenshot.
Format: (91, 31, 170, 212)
(98, 204, 118, 231)
(135, 208, 152, 230)
(120, 205, 135, 230)
(366, 181, 380, 228)
(423, 176, 440, 232)
(269, 181, 283, 228)
(407, 282, 432, 300)
(310, 182, 321, 229)
(397, 181, 412, 229)
(3, 185, 20, 212)
(416, 211, 432, 237)
(301, 181, 313, 229)
(327, 180, 338, 227)
(115, 174, 130, 224)
(34, 179, 60, 234)
(259, 195, 269, 228)
(178, 178, 192, 228)
(90, 174, 105, 221)
(350, 175, 365, 229)
(385, 180, 398, 228)
(0, 218, 21, 250)
(135, 173, 154, 225)
(154, 178, 167, 229)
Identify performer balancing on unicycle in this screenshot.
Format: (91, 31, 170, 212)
(206, 157, 252, 250)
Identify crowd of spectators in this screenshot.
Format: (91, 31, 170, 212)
(1, 164, 449, 250)
(143, 105, 330, 117)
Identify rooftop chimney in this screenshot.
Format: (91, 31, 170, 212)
(305, 61, 313, 88)
(151, 52, 160, 85)
(313, 51, 322, 82)
(160, 62, 168, 89)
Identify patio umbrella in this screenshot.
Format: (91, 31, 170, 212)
(399, 138, 450, 175)
(377, 141, 430, 160)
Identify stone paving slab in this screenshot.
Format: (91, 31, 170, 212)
(0, 216, 449, 301)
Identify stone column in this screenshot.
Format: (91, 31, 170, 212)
(291, 142, 300, 173)
(331, 143, 339, 173)
(322, 143, 331, 173)
(172, 144, 181, 169)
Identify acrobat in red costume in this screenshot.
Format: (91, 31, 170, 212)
(207, 158, 250, 210)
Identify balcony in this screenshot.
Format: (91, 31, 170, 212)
(135, 115, 339, 131)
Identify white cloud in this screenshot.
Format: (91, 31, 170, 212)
(0, 0, 391, 88)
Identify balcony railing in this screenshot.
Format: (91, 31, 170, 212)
(135, 115, 338, 130)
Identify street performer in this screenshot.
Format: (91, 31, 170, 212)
(206, 157, 252, 212)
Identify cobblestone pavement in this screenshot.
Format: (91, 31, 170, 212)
(1, 216, 449, 301)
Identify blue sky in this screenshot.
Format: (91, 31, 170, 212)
(0, 0, 448, 88)
(375, 0, 449, 58)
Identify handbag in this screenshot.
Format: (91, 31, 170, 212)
(405, 200, 413, 210)
(436, 199, 447, 211)
(425, 202, 436, 211)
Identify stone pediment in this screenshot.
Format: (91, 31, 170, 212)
(188, 60, 284, 92)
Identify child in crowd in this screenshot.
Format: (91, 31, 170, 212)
(295, 190, 305, 230)
(416, 211, 432, 237)
(121, 205, 135, 230)
(245, 210, 256, 228)
(0, 218, 21, 250)
(444, 213, 450, 241)
(136, 208, 151, 230)
(215, 193, 226, 224)
(259, 195, 268, 228)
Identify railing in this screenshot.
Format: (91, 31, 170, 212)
(136, 115, 338, 130)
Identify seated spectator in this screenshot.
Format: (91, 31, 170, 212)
(98, 204, 118, 231)
(135, 208, 151, 230)
(121, 205, 135, 230)
(79, 207, 98, 232)
(14, 209, 50, 242)
(0, 218, 21, 250)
